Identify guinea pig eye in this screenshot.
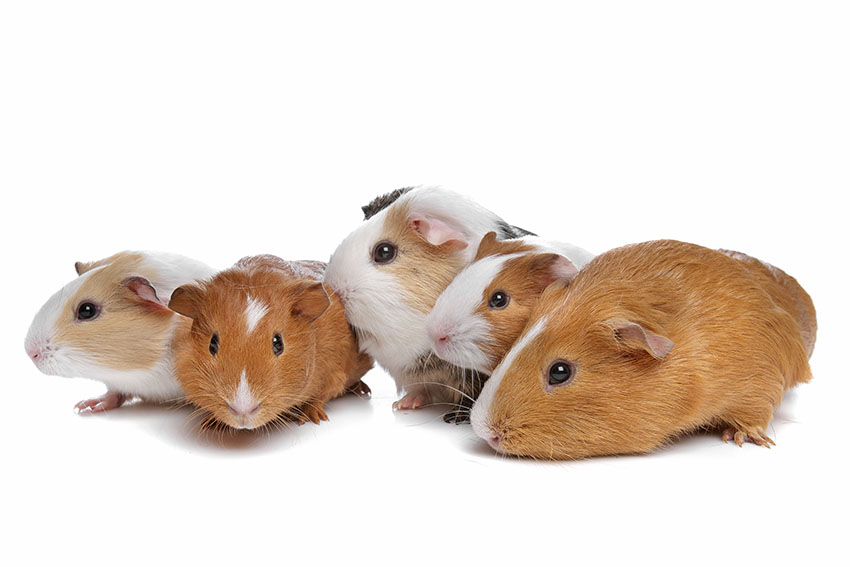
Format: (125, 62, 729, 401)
(547, 361, 574, 387)
(76, 302, 100, 321)
(272, 333, 284, 356)
(209, 333, 219, 356)
(372, 241, 397, 265)
(488, 291, 510, 309)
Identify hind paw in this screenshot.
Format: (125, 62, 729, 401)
(721, 427, 775, 448)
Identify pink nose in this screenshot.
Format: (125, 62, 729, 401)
(25, 344, 43, 361)
(487, 433, 501, 450)
(227, 401, 261, 418)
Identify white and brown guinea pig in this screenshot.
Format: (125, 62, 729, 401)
(168, 255, 373, 430)
(324, 185, 535, 419)
(24, 251, 217, 413)
(426, 232, 594, 374)
(471, 240, 817, 459)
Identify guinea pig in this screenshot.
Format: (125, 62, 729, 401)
(168, 255, 374, 430)
(24, 251, 217, 413)
(425, 231, 594, 374)
(471, 239, 817, 459)
(324, 185, 535, 421)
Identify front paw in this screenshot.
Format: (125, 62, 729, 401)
(74, 392, 127, 415)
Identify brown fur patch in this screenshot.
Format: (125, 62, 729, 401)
(477, 253, 569, 370)
(56, 253, 174, 371)
(379, 203, 468, 314)
(171, 257, 372, 430)
(473, 231, 537, 261)
(484, 240, 815, 459)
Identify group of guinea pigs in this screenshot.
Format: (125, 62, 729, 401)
(24, 186, 817, 460)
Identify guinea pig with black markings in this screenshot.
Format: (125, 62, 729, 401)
(324, 186, 535, 422)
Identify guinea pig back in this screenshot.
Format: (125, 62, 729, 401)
(169, 255, 373, 430)
(471, 239, 816, 459)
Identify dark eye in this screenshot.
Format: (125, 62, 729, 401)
(372, 241, 397, 265)
(76, 302, 99, 321)
(209, 333, 219, 356)
(488, 291, 510, 309)
(272, 333, 284, 356)
(547, 361, 574, 386)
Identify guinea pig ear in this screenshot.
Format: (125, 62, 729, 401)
(123, 277, 170, 312)
(291, 282, 331, 322)
(529, 254, 579, 289)
(473, 231, 500, 261)
(75, 261, 95, 275)
(168, 284, 205, 320)
(607, 318, 674, 359)
(408, 214, 468, 251)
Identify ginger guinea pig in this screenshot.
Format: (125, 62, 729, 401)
(324, 185, 534, 420)
(24, 251, 216, 413)
(471, 240, 817, 459)
(425, 232, 593, 373)
(169, 255, 373, 430)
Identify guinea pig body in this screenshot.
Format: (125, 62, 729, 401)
(169, 255, 373, 430)
(471, 240, 816, 459)
(324, 186, 534, 418)
(426, 232, 594, 374)
(24, 251, 217, 413)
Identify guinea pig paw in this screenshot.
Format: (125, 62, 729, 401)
(721, 428, 775, 448)
(297, 404, 329, 425)
(73, 392, 127, 415)
(392, 391, 432, 411)
(346, 380, 372, 398)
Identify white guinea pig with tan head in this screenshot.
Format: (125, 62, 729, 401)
(25, 251, 216, 413)
(324, 186, 535, 421)
(425, 232, 594, 374)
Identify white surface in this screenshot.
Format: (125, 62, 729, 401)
(1, 2, 847, 565)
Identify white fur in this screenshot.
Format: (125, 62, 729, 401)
(244, 295, 269, 333)
(231, 370, 258, 414)
(324, 186, 521, 393)
(471, 315, 549, 442)
(24, 251, 217, 402)
(425, 254, 521, 371)
(426, 238, 594, 373)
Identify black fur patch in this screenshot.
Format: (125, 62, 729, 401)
(496, 220, 537, 238)
(361, 187, 415, 220)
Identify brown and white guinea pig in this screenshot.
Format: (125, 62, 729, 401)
(168, 255, 374, 430)
(24, 251, 217, 413)
(425, 231, 594, 374)
(324, 186, 535, 420)
(471, 240, 817, 459)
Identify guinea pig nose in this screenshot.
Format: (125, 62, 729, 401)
(226, 401, 261, 418)
(487, 433, 501, 450)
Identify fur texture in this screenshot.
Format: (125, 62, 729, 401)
(169, 255, 373, 430)
(471, 240, 817, 459)
(24, 251, 215, 407)
(426, 232, 593, 373)
(324, 186, 537, 416)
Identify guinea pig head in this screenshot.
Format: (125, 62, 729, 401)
(426, 232, 578, 373)
(324, 187, 485, 348)
(25, 253, 175, 379)
(470, 281, 674, 459)
(169, 271, 330, 430)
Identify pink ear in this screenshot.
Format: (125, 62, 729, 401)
(608, 318, 674, 358)
(408, 215, 468, 251)
(124, 277, 169, 311)
(548, 256, 578, 283)
(530, 254, 579, 289)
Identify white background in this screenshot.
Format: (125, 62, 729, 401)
(1, 1, 847, 565)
